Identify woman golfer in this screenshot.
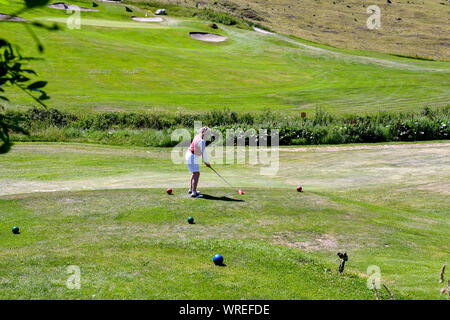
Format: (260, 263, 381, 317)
(186, 126, 211, 197)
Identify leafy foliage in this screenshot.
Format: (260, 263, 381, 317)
(0, 39, 49, 153)
(24, 0, 50, 8)
(5, 107, 449, 147)
(0, 0, 53, 153)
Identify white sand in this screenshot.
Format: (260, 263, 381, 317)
(48, 2, 99, 11)
(253, 27, 273, 35)
(131, 16, 163, 22)
(189, 32, 227, 42)
(0, 13, 26, 21)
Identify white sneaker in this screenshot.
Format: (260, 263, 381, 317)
(191, 191, 199, 198)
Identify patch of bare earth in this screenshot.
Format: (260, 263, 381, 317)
(273, 232, 339, 252)
(416, 183, 450, 195)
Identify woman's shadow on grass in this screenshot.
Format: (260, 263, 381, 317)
(200, 194, 244, 202)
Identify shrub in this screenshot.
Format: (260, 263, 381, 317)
(7, 106, 449, 147)
(196, 9, 238, 26)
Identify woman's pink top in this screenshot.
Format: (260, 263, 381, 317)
(189, 135, 208, 161)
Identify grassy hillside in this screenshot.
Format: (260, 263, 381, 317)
(133, 0, 450, 61)
(0, 142, 448, 299)
(1, 0, 449, 114)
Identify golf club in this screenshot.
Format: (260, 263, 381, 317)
(208, 166, 238, 191)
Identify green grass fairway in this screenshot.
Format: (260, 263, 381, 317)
(1, 0, 450, 113)
(0, 142, 448, 299)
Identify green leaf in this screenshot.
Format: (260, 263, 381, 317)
(0, 141, 12, 154)
(25, 0, 50, 8)
(27, 81, 47, 90)
(17, 76, 31, 82)
(23, 69, 37, 75)
(12, 63, 22, 71)
(39, 94, 50, 101)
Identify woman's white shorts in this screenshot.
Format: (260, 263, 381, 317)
(186, 151, 200, 173)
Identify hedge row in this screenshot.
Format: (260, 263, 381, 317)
(6, 107, 450, 146)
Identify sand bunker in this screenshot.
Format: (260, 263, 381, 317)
(48, 2, 99, 11)
(253, 26, 274, 35)
(131, 16, 163, 22)
(189, 32, 227, 42)
(0, 13, 26, 22)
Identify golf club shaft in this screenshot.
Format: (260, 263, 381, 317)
(209, 166, 236, 190)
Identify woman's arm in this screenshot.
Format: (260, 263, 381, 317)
(199, 139, 210, 166)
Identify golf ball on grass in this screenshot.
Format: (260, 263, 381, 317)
(187, 217, 194, 224)
(296, 185, 303, 192)
(166, 188, 173, 195)
(12, 226, 19, 234)
(213, 254, 224, 266)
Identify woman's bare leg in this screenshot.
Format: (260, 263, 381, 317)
(193, 172, 200, 192)
(190, 173, 195, 191)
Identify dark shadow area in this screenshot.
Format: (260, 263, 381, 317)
(200, 194, 244, 202)
(216, 263, 227, 267)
